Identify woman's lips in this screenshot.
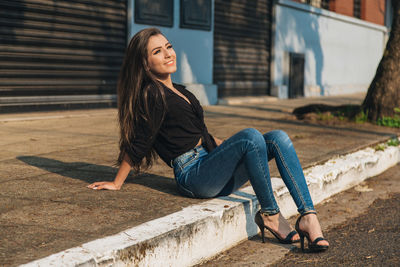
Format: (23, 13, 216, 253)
(165, 60, 174, 66)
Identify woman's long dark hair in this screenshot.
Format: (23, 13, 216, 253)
(116, 27, 167, 172)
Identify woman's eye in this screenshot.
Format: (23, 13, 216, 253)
(153, 50, 160, 55)
(167, 45, 173, 49)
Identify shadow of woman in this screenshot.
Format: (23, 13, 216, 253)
(17, 155, 180, 196)
(17, 156, 295, 244)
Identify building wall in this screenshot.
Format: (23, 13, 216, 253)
(293, 0, 386, 25)
(213, 0, 273, 97)
(361, 0, 386, 25)
(329, 0, 354, 17)
(271, 0, 388, 98)
(0, 0, 127, 111)
(127, 0, 217, 105)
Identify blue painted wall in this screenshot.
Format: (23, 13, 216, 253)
(271, 0, 388, 98)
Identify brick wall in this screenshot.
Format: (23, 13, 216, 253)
(361, 0, 385, 25)
(290, 0, 386, 26)
(329, 0, 354, 17)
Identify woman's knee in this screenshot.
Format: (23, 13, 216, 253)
(239, 128, 265, 146)
(264, 130, 293, 150)
(265, 130, 291, 144)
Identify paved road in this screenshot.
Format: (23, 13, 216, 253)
(0, 94, 398, 266)
(198, 163, 400, 266)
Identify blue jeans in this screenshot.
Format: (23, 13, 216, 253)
(173, 128, 315, 215)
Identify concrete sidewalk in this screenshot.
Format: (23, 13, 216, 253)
(0, 93, 399, 266)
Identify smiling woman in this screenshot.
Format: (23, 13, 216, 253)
(87, 27, 329, 253)
(146, 35, 177, 82)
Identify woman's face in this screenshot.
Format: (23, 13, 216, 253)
(146, 34, 177, 79)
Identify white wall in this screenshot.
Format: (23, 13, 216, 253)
(127, 0, 217, 105)
(272, 0, 388, 98)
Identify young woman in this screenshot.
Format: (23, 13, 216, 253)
(88, 28, 329, 252)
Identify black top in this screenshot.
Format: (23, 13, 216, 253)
(123, 82, 217, 167)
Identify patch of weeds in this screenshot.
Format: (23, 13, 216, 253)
(292, 104, 359, 122)
(355, 110, 368, 124)
(377, 108, 400, 128)
(375, 138, 400, 151)
(374, 144, 386, 151)
(377, 117, 400, 128)
(316, 111, 334, 121)
(387, 138, 400, 147)
(333, 105, 358, 121)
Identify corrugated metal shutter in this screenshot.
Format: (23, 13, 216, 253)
(213, 0, 272, 97)
(0, 0, 126, 109)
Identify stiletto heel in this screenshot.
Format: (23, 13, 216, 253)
(259, 225, 265, 243)
(295, 211, 329, 253)
(299, 232, 305, 252)
(254, 210, 299, 244)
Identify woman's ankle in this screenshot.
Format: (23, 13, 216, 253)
(261, 212, 279, 223)
(299, 213, 329, 245)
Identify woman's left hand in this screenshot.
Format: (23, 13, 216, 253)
(87, 181, 121, 190)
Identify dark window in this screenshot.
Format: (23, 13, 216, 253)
(289, 53, 305, 99)
(135, 0, 174, 27)
(354, 0, 361, 18)
(180, 0, 211, 31)
(305, 0, 330, 10)
(321, 0, 330, 10)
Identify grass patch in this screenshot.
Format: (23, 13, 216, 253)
(376, 108, 400, 128)
(374, 138, 399, 151)
(374, 144, 386, 151)
(354, 110, 368, 124)
(293, 104, 400, 128)
(292, 104, 359, 122)
(377, 117, 400, 128)
(387, 138, 400, 146)
(316, 111, 334, 121)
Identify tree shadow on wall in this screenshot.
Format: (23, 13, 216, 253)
(275, 1, 324, 97)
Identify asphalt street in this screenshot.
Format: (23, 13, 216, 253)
(198, 163, 400, 267)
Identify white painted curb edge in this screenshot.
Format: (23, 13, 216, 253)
(21, 141, 400, 267)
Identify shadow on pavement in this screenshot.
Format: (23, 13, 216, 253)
(17, 156, 180, 196)
(292, 104, 360, 119)
(219, 105, 293, 114)
(205, 110, 398, 138)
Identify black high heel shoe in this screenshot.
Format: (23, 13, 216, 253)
(254, 210, 299, 244)
(295, 211, 329, 253)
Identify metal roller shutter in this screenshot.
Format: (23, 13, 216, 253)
(0, 0, 126, 110)
(213, 0, 272, 97)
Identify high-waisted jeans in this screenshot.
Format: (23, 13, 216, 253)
(172, 128, 314, 215)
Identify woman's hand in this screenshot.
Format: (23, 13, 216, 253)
(87, 154, 132, 191)
(87, 181, 121, 190)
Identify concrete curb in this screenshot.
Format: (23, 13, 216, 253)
(218, 95, 278, 105)
(21, 139, 400, 267)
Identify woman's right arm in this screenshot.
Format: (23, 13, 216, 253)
(87, 154, 132, 190)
